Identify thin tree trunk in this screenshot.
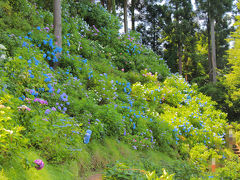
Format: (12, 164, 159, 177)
(112, 0, 116, 15)
(153, 20, 156, 51)
(107, 0, 112, 12)
(210, 17, 217, 83)
(174, 1, 182, 75)
(100, 0, 104, 6)
(207, 14, 212, 81)
(185, 55, 188, 81)
(131, 0, 135, 30)
(124, 0, 128, 33)
(175, 2, 182, 76)
(178, 43, 183, 75)
(53, 0, 62, 68)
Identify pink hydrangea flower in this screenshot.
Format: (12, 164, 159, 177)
(26, 98, 32, 101)
(34, 159, 44, 170)
(39, 99, 48, 105)
(34, 98, 40, 102)
(26, 107, 31, 111)
(18, 105, 31, 111)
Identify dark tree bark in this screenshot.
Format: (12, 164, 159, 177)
(112, 0, 116, 15)
(177, 43, 183, 75)
(53, 0, 62, 68)
(210, 17, 217, 83)
(107, 0, 112, 12)
(184, 55, 188, 81)
(131, 0, 135, 30)
(207, 16, 212, 80)
(175, 2, 182, 75)
(100, 0, 104, 6)
(124, 0, 128, 33)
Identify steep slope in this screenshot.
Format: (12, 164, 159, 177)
(0, 0, 239, 179)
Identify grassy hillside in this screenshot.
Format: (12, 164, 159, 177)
(0, 0, 240, 179)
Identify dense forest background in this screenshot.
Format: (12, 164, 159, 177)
(97, 0, 240, 122)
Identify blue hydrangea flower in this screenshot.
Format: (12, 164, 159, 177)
(60, 93, 68, 102)
(83, 130, 92, 144)
(45, 109, 51, 115)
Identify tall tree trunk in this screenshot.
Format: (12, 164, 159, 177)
(53, 0, 62, 68)
(185, 55, 188, 81)
(210, 17, 217, 83)
(207, 15, 212, 81)
(153, 20, 156, 51)
(178, 43, 183, 75)
(107, 0, 112, 12)
(124, 0, 128, 33)
(100, 0, 104, 6)
(175, 2, 182, 75)
(131, 0, 135, 30)
(112, 0, 116, 15)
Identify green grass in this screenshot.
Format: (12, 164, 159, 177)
(0, 149, 78, 180)
(0, 138, 201, 180)
(0, 138, 177, 180)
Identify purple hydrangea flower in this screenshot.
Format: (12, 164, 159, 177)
(45, 109, 51, 115)
(34, 98, 40, 102)
(34, 159, 44, 170)
(60, 93, 68, 102)
(44, 100, 48, 105)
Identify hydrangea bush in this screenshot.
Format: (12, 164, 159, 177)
(0, 0, 238, 178)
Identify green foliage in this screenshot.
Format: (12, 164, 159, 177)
(131, 74, 227, 154)
(0, 149, 80, 180)
(0, 42, 84, 164)
(104, 162, 146, 179)
(0, 93, 27, 160)
(146, 169, 174, 180)
(0, 0, 239, 179)
(223, 3, 240, 121)
(0, 0, 51, 56)
(196, 0, 233, 18)
(104, 158, 200, 180)
(67, 0, 120, 45)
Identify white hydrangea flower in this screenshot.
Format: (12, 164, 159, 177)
(0, 44, 6, 50)
(0, 54, 6, 59)
(3, 128, 13, 134)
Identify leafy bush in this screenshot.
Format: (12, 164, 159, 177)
(0, 93, 27, 160)
(104, 162, 146, 180)
(104, 160, 199, 180)
(222, 4, 240, 122)
(0, 1, 238, 179)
